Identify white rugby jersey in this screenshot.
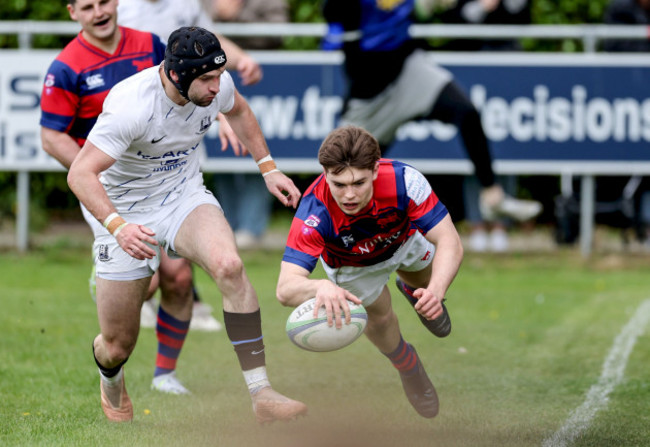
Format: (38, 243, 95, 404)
(88, 65, 235, 214)
(117, 0, 214, 43)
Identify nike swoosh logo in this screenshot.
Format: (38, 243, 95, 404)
(251, 349, 265, 355)
(151, 135, 167, 143)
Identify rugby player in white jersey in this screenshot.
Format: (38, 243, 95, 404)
(67, 26, 306, 423)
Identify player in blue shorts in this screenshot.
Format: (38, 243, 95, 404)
(276, 125, 464, 417)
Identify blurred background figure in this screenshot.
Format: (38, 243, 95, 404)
(208, 0, 288, 49)
(599, 0, 650, 247)
(322, 0, 541, 255)
(602, 0, 650, 52)
(206, 0, 289, 249)
(118, 0, 262, 85)
(438, 0, 531, 51)
(436, 0, 534, 252)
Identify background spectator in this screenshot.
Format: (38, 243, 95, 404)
(438, 0, 531, 51)
(436, 0, 534, 252)
(603, 0, 650, 52)
(207, 0, 290, 249)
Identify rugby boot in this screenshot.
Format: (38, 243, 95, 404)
(99, 368, 133, 422)
(399, 346, 439, 418)
(251, 387, 308, 424)
(395, 278, 451, 337)
(151, 371, 190, 395)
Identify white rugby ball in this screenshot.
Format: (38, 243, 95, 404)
(286, 298, 368, 352)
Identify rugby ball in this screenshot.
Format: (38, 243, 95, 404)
(286, 298, 368, 352)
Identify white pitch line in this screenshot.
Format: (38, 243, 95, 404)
(542, 299, 650, 447)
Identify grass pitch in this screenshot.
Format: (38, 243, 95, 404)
(2, 245, 649, 447)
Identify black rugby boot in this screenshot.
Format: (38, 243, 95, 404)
(395, 278, 452, 337)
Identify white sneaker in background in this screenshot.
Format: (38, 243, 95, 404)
(468, 229, 489, 252)
(481, 193, 542, 222)
(489, 228, 510, 253)
(140, 299, 158, 329)
(497, 195, 543, 222)
(151, 371, 190, 395)
(235, 230, 258, 250)
(190, 301, 223, 332)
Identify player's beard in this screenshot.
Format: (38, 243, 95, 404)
(190, 94, 215, 107)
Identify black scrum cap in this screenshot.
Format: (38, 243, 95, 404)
(164, 26, 227, 100)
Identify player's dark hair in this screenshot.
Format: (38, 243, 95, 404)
(318, 126, 381, 175)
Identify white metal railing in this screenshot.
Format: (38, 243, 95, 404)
(1, 21, 649, 52)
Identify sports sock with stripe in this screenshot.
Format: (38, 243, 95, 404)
(154, 305, 190, 377)
(383, 335, 419, 376)
(224, 309, 270, 394)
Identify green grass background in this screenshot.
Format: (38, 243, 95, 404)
(2, 245, 649, 447)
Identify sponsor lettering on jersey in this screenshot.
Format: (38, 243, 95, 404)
(136, 144, 199, 160)
(354, 230, 402, 255)
(153, 159, 187, 172)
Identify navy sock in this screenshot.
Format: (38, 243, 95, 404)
(154, 305, 190, 377)
(383, 336, 418, 376)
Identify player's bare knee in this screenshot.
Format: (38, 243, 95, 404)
(160, 269, 193, 301)
(207, 254, 244, 283)
(102, 338, 135, 365)
(367, 309, 397, 333)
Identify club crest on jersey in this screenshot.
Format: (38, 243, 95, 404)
(85, 74, 105, 90)
(341, 235, 355, 247)
(44, 73, 55, 88)
(304, 215, 320, 228)
(197, 116, 212, 134)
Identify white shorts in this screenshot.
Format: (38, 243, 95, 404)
(320, 231, 435, 306)
(341, 49, 453, 146)
(85, 180, 221, 281)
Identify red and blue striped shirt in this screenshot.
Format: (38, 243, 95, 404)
(40, 26, 165, 146)
(283, 159, 448, 271)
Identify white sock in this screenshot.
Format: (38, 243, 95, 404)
(99, 367, 123, 387)
(243, 366, 270, 395)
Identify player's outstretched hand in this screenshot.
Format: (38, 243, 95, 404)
(115, 223, 158, 260)
(412, 288, 444, 321)
(314, 282, 362, 329)
(236, 54, 263, 86)
(217, 113, 248, 156)
(263, 171, 302, 208)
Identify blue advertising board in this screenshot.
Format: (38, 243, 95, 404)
(201, 52, 650, 174)
(1, 51, 649, 174)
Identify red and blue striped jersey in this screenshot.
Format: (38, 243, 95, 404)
(283, 159, 448, 271)
(40, 27, 165, 146)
